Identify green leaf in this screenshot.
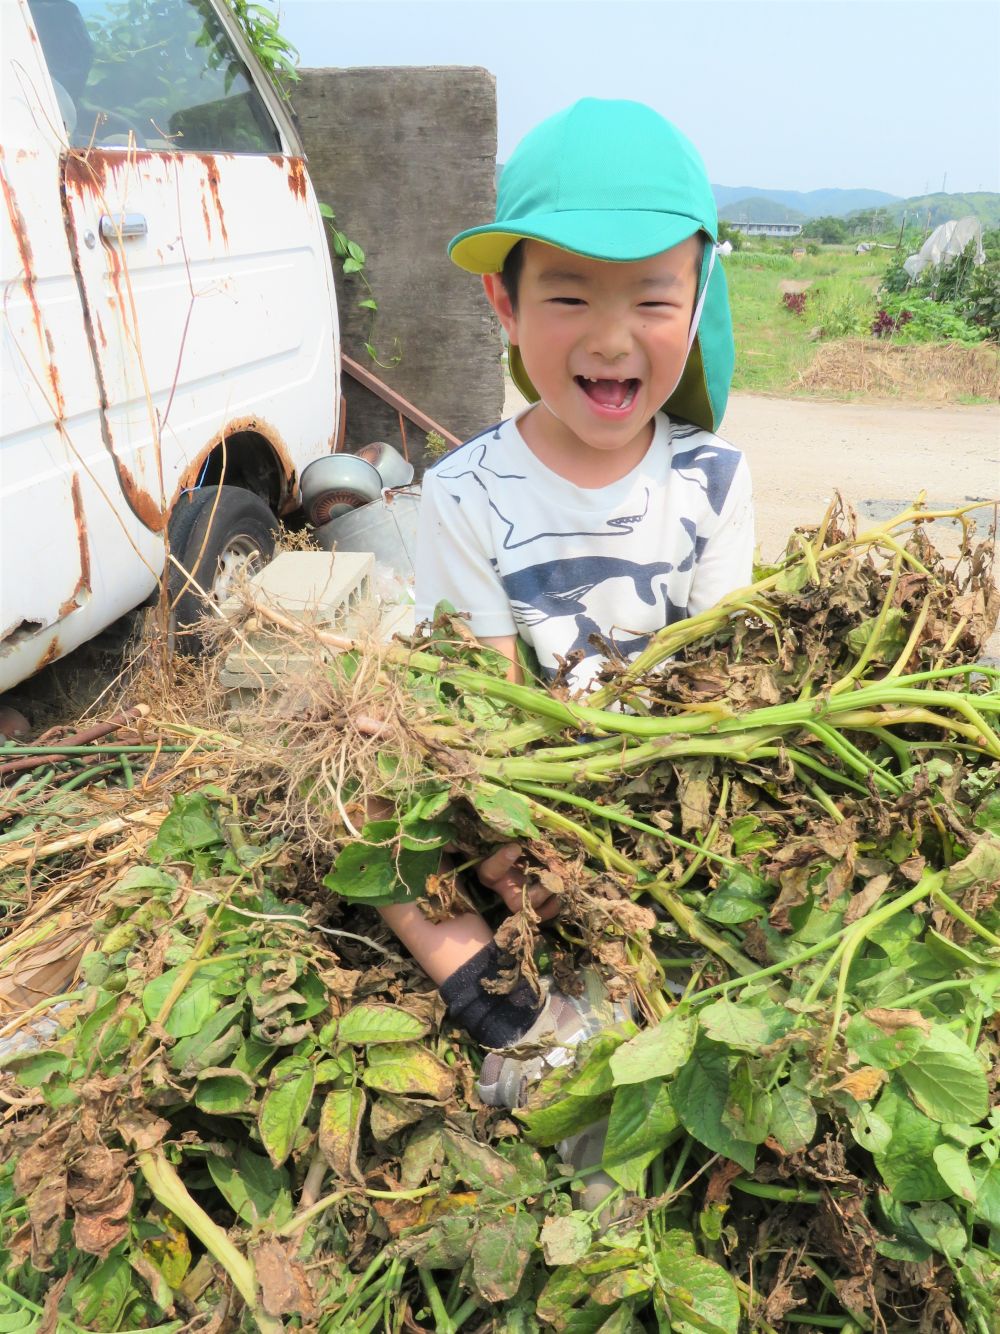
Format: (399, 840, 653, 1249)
(206, 1147, 293, 1226)
(322, 842, 420, 906)
(846, 1012, 927, 1069)
(769, 1083, 817, 1153)
(148, 792, 223, 863)
(142, 960, 235, 1038)
(897, 1026, 989, 1123)
(909, 1201, 968, 1258)
(357, 298, 378, 311)
(702, 867, 769, 924)
(258, 1055, 315, 1166)
(873, 1079, 951, 1202)
(317, 201, 334, 219)
(603, 1078, 680, 1190)
(970, 1160, 1000, 1228)
(469, 785, 538, 837)
(851, 1105, 892, 1154)
(73, 1251, 131, 1328)
(656, 1235, 741, 1334)
(335, 1004, 428, 1045)
(610, 1010, 697, 1085)
(518, 1086, 613, 1146)
(319, 1087, 365, 1179)
(346, 240, 366, 263)
(932, 1143, 978, 1204)
(169, 1001, 245, 1075)
(470, 1212, 538, 1302)
(670, 1038, 756, 1173)
(698, 1000, 775, 1053)
(722, 1061, 771, 1145)
(342, 257, 362, 274)
(194, 1067, 256, 1115)
(361, 1042, 455, 1099)
(0, 1050, 70, 1085)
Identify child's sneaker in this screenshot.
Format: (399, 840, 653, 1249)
(477, 970, 630, 1218)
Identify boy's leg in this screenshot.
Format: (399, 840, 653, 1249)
(378, 899, 546, 1047)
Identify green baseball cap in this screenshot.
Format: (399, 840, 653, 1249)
(449, 98, 734, 433)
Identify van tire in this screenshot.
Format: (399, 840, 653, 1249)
(167, 486, 278, 654)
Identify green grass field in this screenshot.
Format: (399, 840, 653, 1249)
(725, 245, 887, 394)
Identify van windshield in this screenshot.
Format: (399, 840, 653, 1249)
(28, 0, 283, 154)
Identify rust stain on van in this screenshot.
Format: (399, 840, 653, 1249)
(60, 151, 167, 535)
(196, 155, 228, 245)
(0, 148, 43, 346)
(287, 158, 307, 201)
(36, 636, 62, 671)
(174, 416, 297, 511)
(63, 148, 156, 197)
(201, 194, 213, 240)
(57, 475, 93, 617)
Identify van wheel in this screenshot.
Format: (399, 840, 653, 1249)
(167, 486, 278, 653)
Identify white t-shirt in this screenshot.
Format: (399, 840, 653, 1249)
(414, 410, 754, 690)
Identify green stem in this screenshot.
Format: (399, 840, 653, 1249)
(137, 1149, 281, 1332)
(510, 779, 739, 868)
(730, 1178, 826, 1204)
(418, 1268, 455, 1334)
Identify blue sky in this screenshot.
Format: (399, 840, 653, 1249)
(281, 0, 999, 199)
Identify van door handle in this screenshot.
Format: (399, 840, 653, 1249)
(99, 213, 148, 241)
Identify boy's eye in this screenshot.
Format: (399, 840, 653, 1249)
(548, 297, 586, 306)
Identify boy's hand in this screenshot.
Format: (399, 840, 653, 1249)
(476, 843, 561, 921)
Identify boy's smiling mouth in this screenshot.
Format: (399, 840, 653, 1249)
(574, 375, 640, 413)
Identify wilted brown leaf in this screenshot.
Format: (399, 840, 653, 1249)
(251, 1238, 316, 1318)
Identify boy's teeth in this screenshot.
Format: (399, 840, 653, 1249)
(578, 376, 636, 408)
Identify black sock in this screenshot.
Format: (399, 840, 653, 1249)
(439, 941, 544, 1048)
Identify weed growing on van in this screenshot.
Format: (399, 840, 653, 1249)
(1, 500, 998, 1332)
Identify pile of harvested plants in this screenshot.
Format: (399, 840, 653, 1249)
(1, 499, 998, 1334)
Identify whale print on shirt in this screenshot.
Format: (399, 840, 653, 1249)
(498, 556, 690, 669)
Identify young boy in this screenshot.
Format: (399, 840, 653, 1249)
(379, 99, 753, 1193)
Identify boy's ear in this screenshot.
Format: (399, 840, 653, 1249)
(482, 272, 519, 342)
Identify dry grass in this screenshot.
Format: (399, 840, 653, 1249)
(799, 338, 1000, 401)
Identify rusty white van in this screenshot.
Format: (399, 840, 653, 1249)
(1, 0, 341, 691)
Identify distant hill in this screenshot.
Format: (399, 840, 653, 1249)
(718, 196, 808, 225)
(712, 185, 899, 218)
(870, 192, 1000, 229)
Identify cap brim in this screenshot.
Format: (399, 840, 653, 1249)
(450, 210, 705, 273)
(508, 242, 734, 433)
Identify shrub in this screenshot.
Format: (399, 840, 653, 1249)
(880, 293, 987, 345)
(871, 307, 913, 338)
(717, 220, 744, 251)
(961, 260, 1000, 341)
(879, 250, 911, 296)
(782, 291, 808, 315)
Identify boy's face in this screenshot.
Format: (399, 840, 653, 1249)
(484, 236, 701, 466)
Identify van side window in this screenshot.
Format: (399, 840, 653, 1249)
(28, 0, 283, 154)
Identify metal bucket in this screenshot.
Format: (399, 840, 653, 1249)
(314, 488, 420, 576)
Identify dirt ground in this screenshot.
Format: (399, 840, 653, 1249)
(504, 380, 1000, 657)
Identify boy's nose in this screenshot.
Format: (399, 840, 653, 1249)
(586, 319, 632, 363)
